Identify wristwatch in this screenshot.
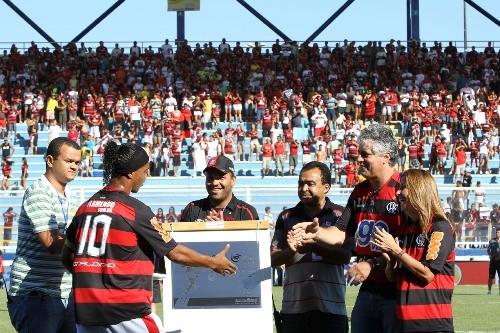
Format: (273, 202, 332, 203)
(368, 258, 382, 271)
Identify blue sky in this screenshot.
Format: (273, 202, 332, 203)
(0, 0, 498, 51)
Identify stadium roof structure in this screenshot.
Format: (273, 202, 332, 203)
(2, 0, 499, 48)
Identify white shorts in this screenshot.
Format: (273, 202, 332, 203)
(46, 110, 55, 120)
(76, 312, 164, 333)
(302, 154, 311, 165)
(262, 157, 272, 169)
(233, 104, 242, 111)
(422, 126, 431, 132)
(194, 110, 202, 116)
(382, 106, 393, 116)
(202, 112, 211, 123)
(455, 163, 466, 176)
(90, 126, 101, 138)
(143, 134, 153, 145)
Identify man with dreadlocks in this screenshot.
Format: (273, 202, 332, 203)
(62, 141, 237, 332)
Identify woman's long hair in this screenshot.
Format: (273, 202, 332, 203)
(403, 169, 454, 239)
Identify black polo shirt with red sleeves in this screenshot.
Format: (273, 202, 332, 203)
(180, 194, 258, 222)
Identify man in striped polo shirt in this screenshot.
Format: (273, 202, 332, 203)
(8, 137, 82, 333)
(271, 161, 355, 332)
(291, 124, 404, 333)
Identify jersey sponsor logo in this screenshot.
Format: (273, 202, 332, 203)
(416, 234, 426, 247)
(426, 231, 444, 261)
(150, 217, 172, 243)
(356, 219, 389, 251)
(386, 201, 398, 215)
(74, 260, 116, 268)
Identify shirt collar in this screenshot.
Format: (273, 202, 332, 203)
(204, 194, 238, 212)
(291, 197, 335, 219)
(40, 174, 69, 198)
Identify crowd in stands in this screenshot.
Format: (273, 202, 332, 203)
(0, 38, 498, 192)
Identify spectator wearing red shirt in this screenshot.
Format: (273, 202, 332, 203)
(3, 207, 18, 247)
(452, 139, 467, 182)
(248, 123, 260, 162)
(289, 138, 299, 176)
(6, 108, 18, 141)
(363, 90, 377, 122)
(261, 138, 273, 178)
(1, 159, 13, 191)
(171, 137, 182, 177)
(346, 134, 359, 162)
(301, 139, 312, 166)
(234, 124, 246, 162)
(88, 109, 103, 141)
(436, 138, 448, 175)
(261, 109, 274, 138)
(408, 139, 419, 169)
(416, 138, 426, 168)
(21, 157, 28, 190)
(343, 159, 357, 188)
(274, 136, 286, 177)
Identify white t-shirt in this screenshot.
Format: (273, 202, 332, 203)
(474, 188, 485, 204)
(207, 140, 220, 158)
(48, 125, 62, 142)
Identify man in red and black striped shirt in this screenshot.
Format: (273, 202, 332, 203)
(62, 142, 236, 332)
(290, 124, 404, 333)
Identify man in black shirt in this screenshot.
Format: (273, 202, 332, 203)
(1, 137, 15, 161)
(462, 169, 472, 208)
(488, 228, 500, 295)
(181, 155, 258, 222)
(271, 161, 354, 333)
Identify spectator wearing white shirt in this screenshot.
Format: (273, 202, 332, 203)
(161, 39, 173, 58)
(474, 181, 486, 209)
(47, 119, 62, 143)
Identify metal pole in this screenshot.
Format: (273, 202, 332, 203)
(177, 11, 186, 44)
(464, 0, 468, 53)
(409, 0, 420, 41)
(71, 0, 126, 43)
(407, 0, 411, 43)
(464, 0, 500, 27)
(3, 0, 59, 48)
(306, 0, 355, 42)
(236, 0, 291, 41)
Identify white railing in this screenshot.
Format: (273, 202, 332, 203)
(2, 184, 499, 254)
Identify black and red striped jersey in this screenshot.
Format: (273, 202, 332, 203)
(180, 195, 258, 222)
(66, 187, 178, 326)
(395, 218, 455, 332)
(336, 171, 404, 298)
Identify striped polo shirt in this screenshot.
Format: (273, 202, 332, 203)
(9, 175, 79, 298)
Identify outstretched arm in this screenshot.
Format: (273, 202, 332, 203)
(167, 243, 237, 276)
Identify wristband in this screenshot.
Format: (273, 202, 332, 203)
(396, 250, 405, 260)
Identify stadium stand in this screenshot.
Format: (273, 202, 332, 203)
(0, 38, 499, 255)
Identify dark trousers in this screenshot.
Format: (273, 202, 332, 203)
(281, 311, 348, 333)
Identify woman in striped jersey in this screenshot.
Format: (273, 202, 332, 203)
(372, 169, 455, 333)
